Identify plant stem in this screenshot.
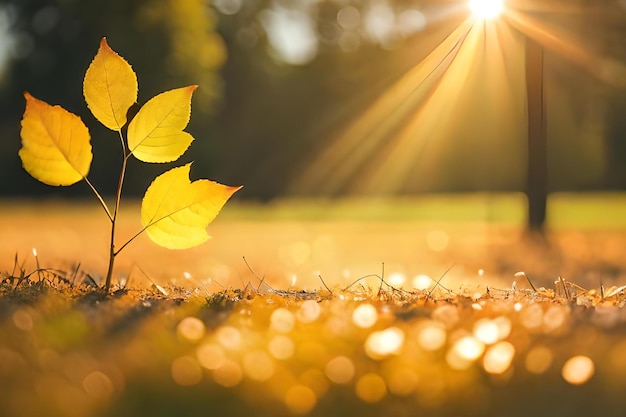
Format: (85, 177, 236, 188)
(84, 177, 113, 221)
(103, 131, 130, 293)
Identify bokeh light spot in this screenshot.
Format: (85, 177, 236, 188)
(386, 368, 419, 396)
(213, 0, 242, 15)
(483, 342, 515, 374)
(352, 304, 378, 329)
(473, 318, 500, 344)
(562, 355, 595, 385)
(324, 356, 355, 384)
(177, 317, 205, 342)
(271, 308, 296, 333)
(433, 305, 460, 328)
(171, 356, 202, 386)
(299, 368, 329, 396)
(216, 326, 242, 350)
(284, 385, 317, 415)
(243, 351, 275, 382)
(82, 371, 114, 399)
(196, 343, 226, 370)
(268, 335, 295, 360)
(297, 300, 321, 323)
(12, 309, 33, 332)
(213, 359, 243, 387)
(365, 327, 405, 359)
(337, 6, 360, 30)
(387, 272, 406, 287)
(417, 320, 447, 351)
(543, 305, 568, 332)
(397, 9, 426, 37)
(520, 303, 544, 330)
(525, 345, 553, 374)
(412, 274, 433, 290)
(455, 336, 485, 360)
(355, 373, 387, 403)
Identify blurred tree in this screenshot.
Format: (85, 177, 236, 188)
(0, 0, 226, 197)
(1, 0, 624, 201)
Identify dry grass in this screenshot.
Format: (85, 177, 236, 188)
(1, 262, 626, 417)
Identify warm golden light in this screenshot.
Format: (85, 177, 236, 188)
(297, 300, 321, 323)
(242, 351, 275, 382)
(562, 355, 595, 385)
(453, 336, 485, 361)
(355, 373, 387, 403)
(365, 327, 405, 360)
(176, 317, 206, 342)
(324, 356, 355, 384)
(196, 343, 226, 370)
(417, 320, 447, 351)
(525, 345, 553, 374)
(270, 308, 296, 333)
(352, 304, 378, 329)
(469, 0, 504, 20)
(482, 342, 515, 374)
(284, 385, 317, 415)
(268, 335, 296, 360)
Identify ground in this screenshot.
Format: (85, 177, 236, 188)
(1, 194, 626, 417)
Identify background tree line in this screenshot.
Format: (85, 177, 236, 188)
(0, 0, 624, 200)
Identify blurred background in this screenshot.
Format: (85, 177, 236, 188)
(0, 0, 625, 201)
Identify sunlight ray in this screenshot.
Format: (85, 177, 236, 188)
(290, 2, 622, 196)
(506, 10, 626, 86)
(291, 18, 475, 194)
(292, 14, 528, 195)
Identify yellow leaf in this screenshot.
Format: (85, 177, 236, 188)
(127, 86, 197, 163)
(19, 92, 92, 186)
(141, 164, 241, 249)
(83, 37, 138, 131)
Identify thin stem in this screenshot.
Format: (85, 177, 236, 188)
(103, 130, 130, 293)
(115, 203, 198, 255)
(115, 224, 147, 256)
(84, 177, 113, 221)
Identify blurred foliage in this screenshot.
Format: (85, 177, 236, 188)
(0, 0, 625, 199)
(0, 0, 226, 197)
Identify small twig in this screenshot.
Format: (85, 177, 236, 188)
(378, 263, 385, 295)
(558, 276, 571, 301)
(425, 264, 455, 305)
(69, 262, 82, 285)
(600, 280, 605, 302)
(514, 271, 538, 292)
(135, 265, 168, 296)
(33, 248, 42, 282)
(343, 274, 384, 291)
(242, 256, 274, 293)
(317, 274, 332, 294)
(11, 253, 18, 279)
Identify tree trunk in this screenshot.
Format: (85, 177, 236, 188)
(525, 38, 547, 231)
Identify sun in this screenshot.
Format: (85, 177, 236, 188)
(469, 0, 505, 20)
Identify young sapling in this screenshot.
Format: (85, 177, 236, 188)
(18, 37, 241, 293)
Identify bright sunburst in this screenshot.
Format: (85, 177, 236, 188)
(469, 0, 505, 20)
(289, 0, 625, 197)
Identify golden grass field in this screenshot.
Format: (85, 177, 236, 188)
(2, 194, 626, 417)
(2, 193, 626, 291)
